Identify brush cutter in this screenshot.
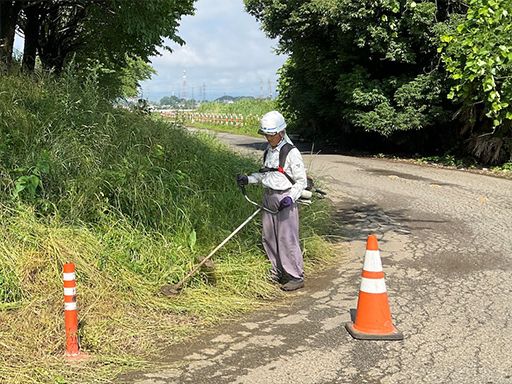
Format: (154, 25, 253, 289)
(242, 181, 327, 210)
(159, 183, 327, 296)
(159, 205, 261, 296)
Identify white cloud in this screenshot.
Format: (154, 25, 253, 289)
(151, 45, 204, 67)
(141, 0, 287, 102)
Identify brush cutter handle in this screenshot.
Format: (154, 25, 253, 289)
(239, 185, 279, 215)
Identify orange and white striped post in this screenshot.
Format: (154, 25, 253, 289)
(63, 263, 80, 356)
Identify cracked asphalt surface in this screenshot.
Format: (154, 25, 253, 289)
(120, 131, 512, 384)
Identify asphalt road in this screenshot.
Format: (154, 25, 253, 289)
(121, 131, 512, 384)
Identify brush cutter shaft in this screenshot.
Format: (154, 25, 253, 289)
(174, 207, 261, 290)
(204, 208, 261, 260)
(243, 192, 279, 214)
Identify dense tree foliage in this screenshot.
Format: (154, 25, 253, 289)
(160, 95, 198, 109)
(440, 0, 512, 163)
(0, 0, 195, 98)
(246, 0, 511, 163)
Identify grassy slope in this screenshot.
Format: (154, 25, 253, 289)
(173, 99, 277, 136)
(0, 73, 335, 383)
(184, 120, 260, 137)
(197, 99, 276, 115)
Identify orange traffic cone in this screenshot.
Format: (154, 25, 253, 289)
(345, 235, 403, 340)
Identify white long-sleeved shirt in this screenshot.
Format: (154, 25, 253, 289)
(248, 139, 307, 202)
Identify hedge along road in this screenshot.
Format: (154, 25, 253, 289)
(121, 130, 512, 384)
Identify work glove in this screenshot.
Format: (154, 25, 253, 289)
(278, 196, 293, 211)
(236, 174, 249, 187)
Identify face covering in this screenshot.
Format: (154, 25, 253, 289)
(283, 131, 294, 146)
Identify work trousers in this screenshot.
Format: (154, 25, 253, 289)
(262, 189, 304, 280)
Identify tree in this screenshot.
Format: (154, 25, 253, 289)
(160, 95, 181, 106)
(2, 0, 195, 98)
(245, 0, 466, 150)
(20, 1, 40, 72)
(74, 0, 195, 98)
(440, 0, 512, 163)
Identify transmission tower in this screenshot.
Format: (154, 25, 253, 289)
(181, 70, 187, 100)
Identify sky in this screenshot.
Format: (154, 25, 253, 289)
(13, 0, 287, 103)
(140, 0, 287, 103)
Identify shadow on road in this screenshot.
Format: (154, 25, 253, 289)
(328, 201, 450, 248)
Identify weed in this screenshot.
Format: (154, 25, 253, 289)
(491, 161, 512, 174)
(417, 154, 476, 168)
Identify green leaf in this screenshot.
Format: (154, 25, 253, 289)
(188, 229, 197, 252)
(13, 175, 41, 200)
(440, 35, 454, 43)
(54, 376, 68, 384)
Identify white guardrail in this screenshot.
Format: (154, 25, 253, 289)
(159, 110, 260, 127)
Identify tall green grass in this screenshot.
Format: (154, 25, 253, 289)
(0, 72, 334, 383)
(197, 99, 275, 115)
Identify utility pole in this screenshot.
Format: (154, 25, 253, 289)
(259, 79, 264, 99)
(202, 83, 206, 101)
(268, 79, 272, 99)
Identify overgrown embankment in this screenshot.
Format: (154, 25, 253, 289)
(0, 73, 334, 383)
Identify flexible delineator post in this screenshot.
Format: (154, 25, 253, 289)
(63, 263, 80, 356)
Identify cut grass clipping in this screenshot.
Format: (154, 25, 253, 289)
(0, 72, 336, 383)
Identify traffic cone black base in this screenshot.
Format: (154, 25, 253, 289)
(345, 321, 403, 341)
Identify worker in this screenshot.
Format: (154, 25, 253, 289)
(237, 111, 307, 291)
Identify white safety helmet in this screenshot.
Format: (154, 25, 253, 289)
(258, 111, 287, 135)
